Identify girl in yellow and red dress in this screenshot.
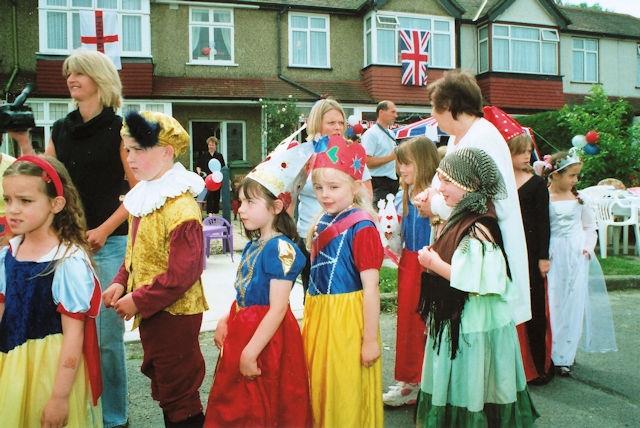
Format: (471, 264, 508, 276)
(0, 155, 102, 427)
(383, 137, 439, 407)
(304, 135, 384, 427)
(205, 140, 313, 427)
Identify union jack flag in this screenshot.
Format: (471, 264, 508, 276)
(399, 29, 430, 86)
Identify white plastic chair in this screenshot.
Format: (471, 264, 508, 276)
(610, 192, 640, 256)
(590, 192, 639, 258)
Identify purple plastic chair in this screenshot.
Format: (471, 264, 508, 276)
(202, 215, 234, 266)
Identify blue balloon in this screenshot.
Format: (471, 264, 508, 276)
(583, 144, 600, 155)
(208, 158, 222, 172)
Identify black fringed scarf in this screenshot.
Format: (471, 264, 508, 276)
(418, 203, 510, 359)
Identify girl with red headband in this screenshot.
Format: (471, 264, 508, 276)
(0, 155, 102, 426)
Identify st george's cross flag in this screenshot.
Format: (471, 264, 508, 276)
(399, 29, 430, 86)
(80, 10, 121, 69)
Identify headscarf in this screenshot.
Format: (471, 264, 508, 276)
(436, 147, 507, 235)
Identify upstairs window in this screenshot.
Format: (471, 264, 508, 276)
(572, 38, 598, 83)
(491, 24, 558, 75)
(38, 0, 150, 56)
(637, 45, 640, 86)
(364, 12, 454, 69)
(288, 13, 330, 68)
(189, 7, 234, 65)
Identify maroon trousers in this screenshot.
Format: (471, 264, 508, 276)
(139, 311, 205, 422)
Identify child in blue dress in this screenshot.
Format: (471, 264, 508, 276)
(0, 155, 102, 427)
(304, 135, 384, 427)
(205, 139, 312, 427)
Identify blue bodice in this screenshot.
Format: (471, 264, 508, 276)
(234, 235, 305, 307)
(309, 208, 374, 295)
(402, 199, 431, 252)
(0, 252, 60, 353)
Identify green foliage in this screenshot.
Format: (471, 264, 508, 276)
(260, 97, 302, 152)
(517, 110, 572, 155)
(558, 85, 640, 188)
(379, 266, 398, 293)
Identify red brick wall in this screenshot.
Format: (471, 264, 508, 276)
(361, 65, 446, 105)
(35, 59, 153, 97)
(477, 73, 564, 111)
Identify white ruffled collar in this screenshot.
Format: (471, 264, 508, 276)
(8, 235, 85, 263)
(124, 162, 205, 217)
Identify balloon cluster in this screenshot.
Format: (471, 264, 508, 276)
(571, 130, 600, 155)
(205, 158, 223, 191)
(345, 114, 367, 139)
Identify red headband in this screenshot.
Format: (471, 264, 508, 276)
(16, 156, 64, 197)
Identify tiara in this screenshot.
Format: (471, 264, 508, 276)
(553, 147, 582, 173)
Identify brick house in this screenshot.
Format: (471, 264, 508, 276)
(1, 0, 639, 172)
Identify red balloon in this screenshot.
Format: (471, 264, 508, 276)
(585, 130, 599, 144)
(352, 123, 364, 135)
(205, 174, 222, 191)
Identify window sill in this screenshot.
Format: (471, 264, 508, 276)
(362, 63, 454, 70)
(229, 160, 251, 168)
(569, 80, 599, 85)
(287, 65, 332, 70)
(187, 61, 238, 67)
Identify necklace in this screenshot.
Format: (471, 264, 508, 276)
(234, 233, 281, 306)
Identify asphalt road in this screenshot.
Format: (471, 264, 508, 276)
(126, 289, 640, 427)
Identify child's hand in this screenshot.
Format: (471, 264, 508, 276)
(361, 339, 380, 368)
(413, 189, 434, 218)
(86, 227, 109, 252)
(113, 293, 139, 321)
(102, 283, 125, 308)
(239, 347, 261, 380)
(41, 396, 69, 428)
(214, 317, 228, 349)
(418, 246, 442, 270)
(538, 259, 550, 277)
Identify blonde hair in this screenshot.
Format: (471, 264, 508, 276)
(306, 99, 345, 139)
(507, 134, 534, 173)
(206, 136, 219, 146)
(62, 50, 122, 109)
(306, 167, 375, 247)
(395, 137, 439, 215)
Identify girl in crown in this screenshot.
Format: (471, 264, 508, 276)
(416, 147, 538, 427)
(204, 142, 312, 427)
(383, 137, 439, 407)
(304, 135, 384, 427)
(540, 150, 617, 377)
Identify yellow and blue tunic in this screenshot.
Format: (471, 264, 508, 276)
(0, 237, 102, 427)
(303, 207, 384, 428)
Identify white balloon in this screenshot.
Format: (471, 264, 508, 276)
(347, 114, 359, 127)
(571, 135, 587, 149)
(211, 171, 223, 183)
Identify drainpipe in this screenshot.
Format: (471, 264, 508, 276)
(3, 0, 19, 98)
(276, 8, 321, 98)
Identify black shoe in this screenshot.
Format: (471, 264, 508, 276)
(164, 412, 204, 428)
(556, 366, 571, 377)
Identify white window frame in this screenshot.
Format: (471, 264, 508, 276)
(20, 99, 75, 150)
(637, 44, 640, 87)
(478, 25, 489, 73)
(288, 12, 331, 69)
(222, 121, 247, 164)
(363, 11, 455, 69)
(38, 0, 151, 57)
(571, 37, 599, 83)
(121, 101, 173, 116)
(491, 24, 559, 75)
(187, 7, 236, 66)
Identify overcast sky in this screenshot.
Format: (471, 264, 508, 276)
(561, 0, 640, 17)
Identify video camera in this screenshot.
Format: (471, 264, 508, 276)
(0, 84, 36, 133)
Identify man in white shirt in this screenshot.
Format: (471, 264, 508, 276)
(362, 100, 399, 204)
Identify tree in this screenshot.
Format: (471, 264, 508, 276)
(558, 85, 640, 188)
(260, 96, 303, 153)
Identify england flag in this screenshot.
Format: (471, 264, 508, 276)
(80, 10, 121, 69)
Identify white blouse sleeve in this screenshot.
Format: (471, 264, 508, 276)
(581, 203, 598, 253)
(0, 246, 7, 298)
(52, 253, 97, 314)
(450, 237, 508, 296)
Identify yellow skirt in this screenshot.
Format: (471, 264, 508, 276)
(0, 334, 102, 427)
(302, 290, 383, 428)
